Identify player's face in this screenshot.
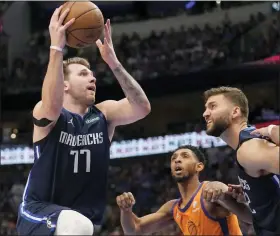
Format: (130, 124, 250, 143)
(203, 94, 232, 137)
(64, 64, 96, 105)
(170, 149, 204, 183)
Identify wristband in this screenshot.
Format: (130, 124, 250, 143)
(50, 46, 63, 52)
(268, 125, 276, 137)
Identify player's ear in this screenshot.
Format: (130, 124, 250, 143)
(64, 80, 70, 91)
(232, 106, 241, 119)
(196, 162, 204, 172)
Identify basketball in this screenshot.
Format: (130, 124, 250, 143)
(61, 1, 104, 48)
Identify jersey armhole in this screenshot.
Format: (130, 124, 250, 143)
(92, 105, 109, 126)
(33, 113, 65, 146)
(170, 199, 179, 214)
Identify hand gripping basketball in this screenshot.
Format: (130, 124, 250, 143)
(48, 6, 75, 49)
(116, 192, 136, 211)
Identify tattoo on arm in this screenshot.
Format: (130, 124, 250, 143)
(112, 64, 148, 106)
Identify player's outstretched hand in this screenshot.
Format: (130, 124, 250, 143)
(116, 192, 136, 211)
(96, 19, 119, 69)
(202, 181, 228, 202)
(227, 184, 246, 203)
(49, 5, 75, 49)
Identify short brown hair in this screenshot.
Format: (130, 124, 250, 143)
(204, 86, 249, 120)
(63, 57, 90, 79)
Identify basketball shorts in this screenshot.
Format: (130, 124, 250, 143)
(16, 201, 70, 236)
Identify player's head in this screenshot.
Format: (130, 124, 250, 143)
(170, 145, 205, 183)
(63, 57, 96, 106)
(203, 86, 249, 137)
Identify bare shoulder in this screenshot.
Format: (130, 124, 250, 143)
(158, 199, 178, 214)
(238, 138, 277, 159)
(237, 138, 278, 175)
(96, 100, 117, 120)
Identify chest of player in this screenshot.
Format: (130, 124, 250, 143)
(173, 198, 223, 235)
(58, 114, 107, 148)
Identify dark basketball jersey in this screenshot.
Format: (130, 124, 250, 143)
(22, 106, 110, 224)
(236, 126, 280, 235)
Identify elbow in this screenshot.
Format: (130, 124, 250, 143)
(141, 101, 151, 117)
(123, 226, 141, 236)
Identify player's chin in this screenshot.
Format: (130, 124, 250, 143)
(172, 172, 188, 183)
(206, 126, 217, 136)
(85, 95, 95, 105)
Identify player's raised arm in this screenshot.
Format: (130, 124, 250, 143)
(33, 6, 75, 123)
(237, 138, 279, 175)
(116, 192, 175, 235)
(96, 19, 151, 127)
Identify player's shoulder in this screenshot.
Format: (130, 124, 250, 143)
(160, 199, 179, 213)
(96, 100, 117, 111)
(95, 100, 117, 119)
(238, 137, 276, 156)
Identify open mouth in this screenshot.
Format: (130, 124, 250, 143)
(87, 85, 96, 92)
(175, 166, 182, 173)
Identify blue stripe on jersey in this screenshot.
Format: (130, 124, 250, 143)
(19, 144, 55, 226)
(20, 202, 56, 228)
(272, 175, 280, 187)
(34, 144, 40, 160)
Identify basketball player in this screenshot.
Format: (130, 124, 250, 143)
(203, 86, 280, 235)
(16, 6, 151, 236)
(117, 145, 251, 235)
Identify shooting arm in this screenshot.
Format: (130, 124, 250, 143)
(33, 50, 64, 121)
(100, 63, 150, 127)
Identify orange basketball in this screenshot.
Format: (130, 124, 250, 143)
(61, 1, 104, 48)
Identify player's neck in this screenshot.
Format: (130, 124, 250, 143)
(63, 97, 89, 117)
(220, 121, 248, 149)
(178, 176, 200, 204)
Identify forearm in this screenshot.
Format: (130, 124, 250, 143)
(270, 125, 279, 146)
(111, 63, 151, 112)
(217, 198, 252, 224)
(41, 49, 64, 117)
(120, 210, 141, 235)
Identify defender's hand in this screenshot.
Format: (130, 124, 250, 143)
(49, 5, 75, 49)
(202, 181, 228, 202)
(96, 19, 119, 69)
(227, 184, 246, 203)
(116, 192, 136, 211)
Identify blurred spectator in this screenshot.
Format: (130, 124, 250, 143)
(4, 11, 275, 93)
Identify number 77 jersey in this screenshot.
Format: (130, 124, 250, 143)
(23, 106, 110, 224)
